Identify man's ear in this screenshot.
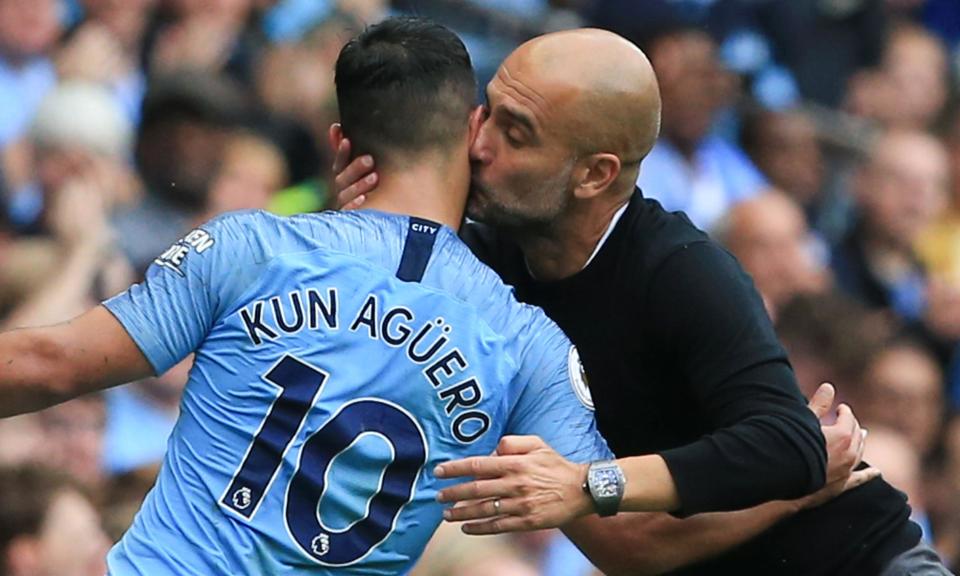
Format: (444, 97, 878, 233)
(328, 123, 345, 154)
(468, 105, 486, 147)
(574, 153, 622, 200)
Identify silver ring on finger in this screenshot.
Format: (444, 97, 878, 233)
(493, 499, 501, 513)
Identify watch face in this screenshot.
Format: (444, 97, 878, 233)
(591, 468, 621, 498)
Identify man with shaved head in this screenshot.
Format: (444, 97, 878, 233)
(714, 189, 829, 318)
(338, 26, 948, 576)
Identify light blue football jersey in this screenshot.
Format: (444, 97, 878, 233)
(103, 209, 611, 575)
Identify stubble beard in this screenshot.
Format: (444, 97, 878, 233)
(466, 160, 576, 231)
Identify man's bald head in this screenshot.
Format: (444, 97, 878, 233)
(503, 29, 661, 170)
(468, 28, 661, 230)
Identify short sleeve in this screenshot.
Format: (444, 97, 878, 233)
(103, 213, 263, 375)
(506, 318, 612, 464)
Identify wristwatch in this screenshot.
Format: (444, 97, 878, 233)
(582, 460, 627, 517)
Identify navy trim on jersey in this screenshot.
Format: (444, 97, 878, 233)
(397, 217, 441, 282)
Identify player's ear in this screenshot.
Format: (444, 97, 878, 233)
(328, 123, 345, 153)
(468, 105, 485, 147)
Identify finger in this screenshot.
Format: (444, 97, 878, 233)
(436, 479, 513, 504)
(808, 383, 835, 419)
(451, 497, 488, 509)
(434, 456, 511, 481)
(334, 156, 375, 195)
(330, 125, 348, 173)
(845, 412, 862, 460)
(835, 403, 854, 431)
(341, 194, 366, 211)
(443, 497, 517, 522)
(834, 404, 857, 449)
(853, 432, 866, 469)
(842, 467, 881, 492)
(336, 173, 378, 209)
(461, 516, 539, 535)
(496, 435, 548, 456)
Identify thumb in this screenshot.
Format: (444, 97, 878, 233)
(496, 435, 547, 456)
(808, 383, 835, 419)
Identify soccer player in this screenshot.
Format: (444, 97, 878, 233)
(0, 18, 621, 574)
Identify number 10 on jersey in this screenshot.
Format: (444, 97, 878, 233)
(219, 355, 429, 566)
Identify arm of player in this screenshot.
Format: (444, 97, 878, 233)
(0, 214, 261, 419)
(0, 305, 152, 417)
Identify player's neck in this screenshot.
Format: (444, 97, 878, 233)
(514, 196, 628, 282)
(360, 155, 469, 231)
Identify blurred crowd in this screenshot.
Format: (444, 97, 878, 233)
(0, 0, 959, 574)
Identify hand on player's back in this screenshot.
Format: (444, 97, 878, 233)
(328, 123, 380, 210)
(433, 435, 593, 534)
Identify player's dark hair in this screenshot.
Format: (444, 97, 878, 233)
(335, 17, 477, 166)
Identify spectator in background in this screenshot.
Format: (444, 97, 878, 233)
(256, 13, 356, 212)
(412, 523, 541, 576)
(146, 0, 268, 88)
(919, 108, 960, 408)
(919, 107, 960, 289)
(749, 0, 888, 108)
(57, 0, 158, 124)
(0, 465, 109, 576)
(863, 426, 934, 541)
(739, 106, 856, 243)
(202, 130, 288, 220)
(775, 292, 892, 399)
(0, 176, 132, 330)
(927, 414, 960, 570)
(114, 71, 249, 272)
(856, 339, 945, 458)
(0, 0, 60, 150)
(0, 0, 62, 213)
(37, 395, 107, 490)
(636, 25, 767, 231)
(0, 415, 43, 467)
(103, 356, 190, 475)
(741, 108, 824, 213)
(832, 129, 951, 338)
(0, 82, 136, 330)
(714, 189, 829, 319)
(101, 463, 160, 542)
(338, 0, 389, 24)
(255, 15, 351, 126)
(846, 23, 949, 131)
(21, 81, 138, 230)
